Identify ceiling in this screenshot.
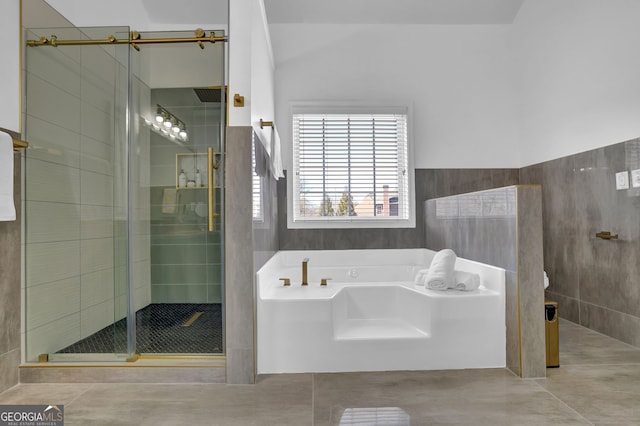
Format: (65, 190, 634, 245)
(43, 0, 525, 27)
(263, 0, 526, 25)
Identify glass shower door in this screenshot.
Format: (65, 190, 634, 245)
(143, 84, 225, 355)
(23, 26, 133, 361)
(24, 26, 226, 361)
(132, 30, 226, 356)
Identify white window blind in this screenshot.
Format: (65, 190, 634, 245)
(252, 133, 262, 221)
(292, 113, 409, 224)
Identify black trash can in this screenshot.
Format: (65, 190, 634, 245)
(545, 300, 559, 368)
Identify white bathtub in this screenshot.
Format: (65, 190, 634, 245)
(256, 249, 505, 373)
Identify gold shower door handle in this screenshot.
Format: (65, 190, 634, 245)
(208, 147, 219, 232)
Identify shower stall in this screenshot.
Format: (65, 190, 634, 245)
(22, 26, 226, 362)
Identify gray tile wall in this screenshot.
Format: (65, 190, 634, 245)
(278, 169, 519, 250)
(225, 127, 256, 384)
(520, 138, 640, 348)
(0, 155, 21, 392)
(425, 186, 546, 378)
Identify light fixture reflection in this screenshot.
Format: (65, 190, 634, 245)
(149, 104, 189, 142)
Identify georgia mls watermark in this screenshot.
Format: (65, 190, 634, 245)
(0, 405, 64, 426)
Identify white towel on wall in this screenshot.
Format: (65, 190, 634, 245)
(269, 126, 284, 180)
(544, 271, 550, 289)
(453, 271, 481, 291)
(0, 132, 16, 221)
(425, 249, 457, 290)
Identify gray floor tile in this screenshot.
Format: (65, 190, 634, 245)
(1, 321, 639, 425)
(537, 365, 640, 426)
(313, 370, 591, 426)
(0, 383, 92, 405)
(559, 319, 640, 365)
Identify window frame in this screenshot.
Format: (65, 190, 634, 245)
(287, 102, 415, 229)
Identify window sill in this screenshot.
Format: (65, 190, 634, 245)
(287, 217, 416, 230)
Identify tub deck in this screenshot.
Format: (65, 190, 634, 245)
(257, 249, 506, 374)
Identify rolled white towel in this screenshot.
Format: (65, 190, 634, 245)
(453, 271, 480, 291)
(425, 249, 457, 290)
(544, 271, 549, 289)
(414, 269, 429, 286)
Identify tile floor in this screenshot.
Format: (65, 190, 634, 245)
(2, 319, 640, 425)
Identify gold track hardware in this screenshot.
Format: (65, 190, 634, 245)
(27, 29, 227, 49)
(279, 278, 291, 287)
(595, 231, 618, 240)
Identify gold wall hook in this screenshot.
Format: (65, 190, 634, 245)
(260, 119, 273, 129)
(233, 93, 245, 107)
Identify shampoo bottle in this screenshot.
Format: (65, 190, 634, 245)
(195, 169, 202, 187)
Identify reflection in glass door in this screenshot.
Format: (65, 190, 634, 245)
(141, 86, 225, 355)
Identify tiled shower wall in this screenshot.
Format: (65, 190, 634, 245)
(520, 138, 640, 347)
(148, 94, 223, 304)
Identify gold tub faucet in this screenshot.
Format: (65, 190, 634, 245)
(302, 258, 309, 286)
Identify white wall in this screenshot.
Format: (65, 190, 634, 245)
(0, 0, 21, 132)
(513, 0, 640, 167)
(44, 0, 227, 31)
(228, 0, 275, 129)
(250, 0, 275, 146)
(271, 24, 520, 170)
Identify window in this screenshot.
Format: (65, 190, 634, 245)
(252, 132, 262, 221)
(289, 106, 414, 229)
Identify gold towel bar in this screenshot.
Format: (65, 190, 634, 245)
(260, 119, 273, 129)
(596, 231, 618, 240)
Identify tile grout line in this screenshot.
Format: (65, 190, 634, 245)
(62, 383, 97, 408)
(531, 380, 595, 426)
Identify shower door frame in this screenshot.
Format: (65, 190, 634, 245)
(22, 26, 227, 363)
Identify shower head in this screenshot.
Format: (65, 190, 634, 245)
(193, 87, 224, 103)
